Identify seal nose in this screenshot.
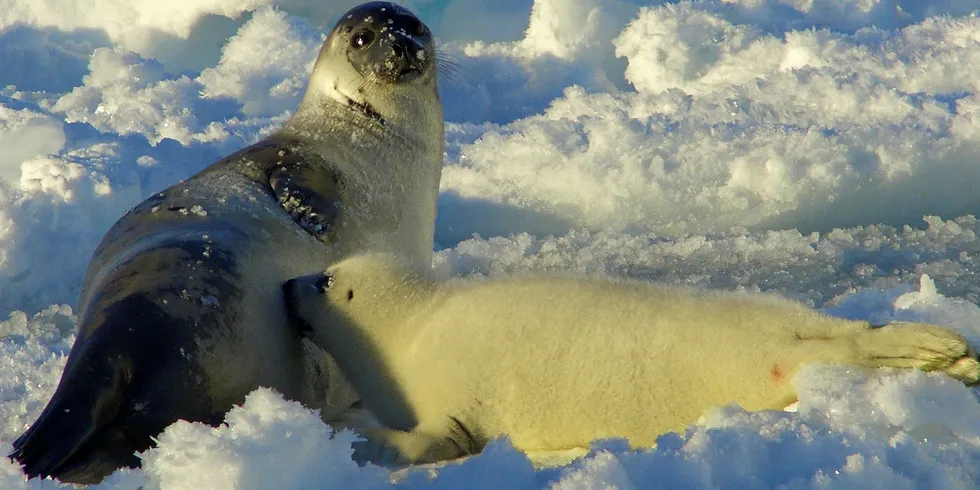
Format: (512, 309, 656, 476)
(390, 35, 423, 62)
(388, 35, 426, 81)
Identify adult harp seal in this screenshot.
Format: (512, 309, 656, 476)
(9, 2, 443, 483)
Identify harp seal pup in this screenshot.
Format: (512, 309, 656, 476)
(284, 253, 980, 464)
(9, 2, 444, 484)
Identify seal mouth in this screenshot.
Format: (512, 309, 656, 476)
(346, 97, 384, 124)
(396, 67, 422, 83)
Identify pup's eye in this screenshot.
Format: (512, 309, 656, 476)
(347, 289, 355, 301)
(351, 30, 375, 49)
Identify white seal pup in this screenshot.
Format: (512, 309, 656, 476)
(9, 2, 443, 484)
(284, 254, 980, 463)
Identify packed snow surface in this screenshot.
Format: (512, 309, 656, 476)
(3, 0, 980, 488)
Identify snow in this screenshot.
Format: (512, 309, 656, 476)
(3, 0, 980, 487)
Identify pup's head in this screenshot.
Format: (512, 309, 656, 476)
(283, 253, 428, 339)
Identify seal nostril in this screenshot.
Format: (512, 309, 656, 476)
(392, 43, 405, 58)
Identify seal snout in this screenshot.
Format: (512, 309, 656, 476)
(388, 37, 427, 82)
(373, 29, 429, 83)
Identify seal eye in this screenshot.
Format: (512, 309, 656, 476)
(351, 30, 375, 49)
(346, 289, 354, 301)
(408, 19, 427, 37)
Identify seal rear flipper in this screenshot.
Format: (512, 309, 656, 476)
(46, 425, 146, 485)
(10, 403, 117, 483)
(8, 358, 129, 483)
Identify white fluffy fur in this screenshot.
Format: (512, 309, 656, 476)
(288, 254, 980, 463)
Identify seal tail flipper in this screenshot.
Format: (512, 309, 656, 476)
(8, 356, 131, 484)
(791, 321, 980, 384)
(42, 425, 144, 485)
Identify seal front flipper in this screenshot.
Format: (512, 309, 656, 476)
(351, 423, 476, 465)
(270, 159, 344, 240)
(215, 138, 345, 240)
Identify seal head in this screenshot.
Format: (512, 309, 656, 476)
(302, 1, 439, 126)
(340, 2, 433, 84)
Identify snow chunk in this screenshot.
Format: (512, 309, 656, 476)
(0, 306, 75, 444)
(0, 104, 66, 184)
(613, 5, 764, 94)
(197, 7, 322, 117)
(442, 13, 980, 238)
(1, 143, 143, 314)
(140, 388, 387, 490)
(0, 0, 269, 73)
(522, 0, 637, 60)
(894, 274, 940, 310)
(53, 48, 205, 145)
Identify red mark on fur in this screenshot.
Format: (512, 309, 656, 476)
(769, 364, 785, 383)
